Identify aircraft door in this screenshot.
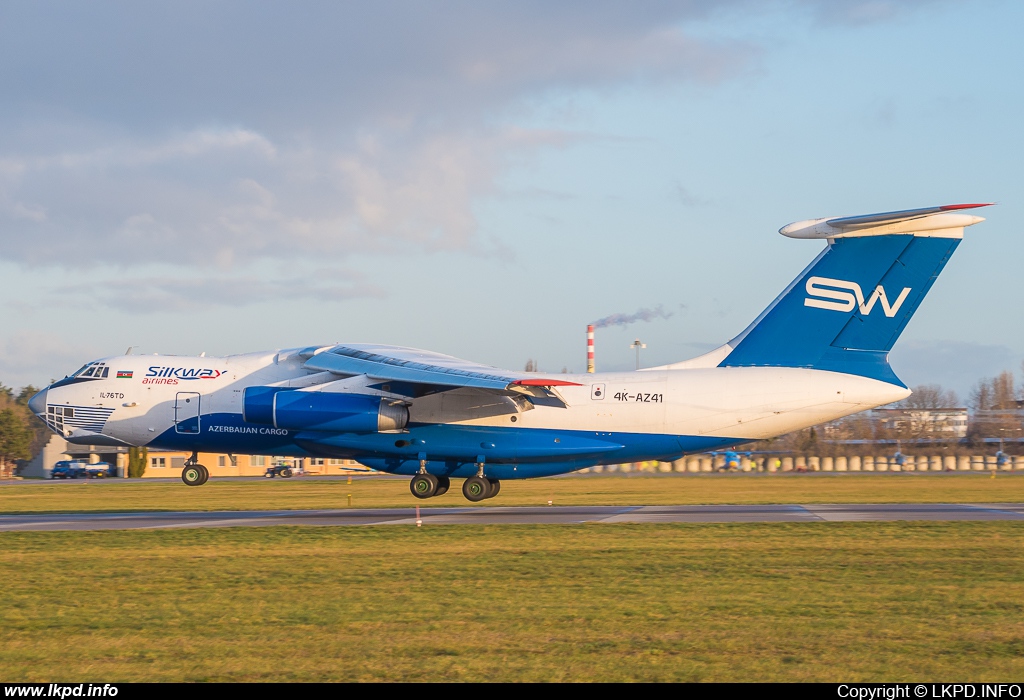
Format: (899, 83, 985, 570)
(175, 392, 201, 434)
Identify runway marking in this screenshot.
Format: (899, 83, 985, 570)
(964, 503, 1024, 518)
(142, 518, 284, 529)
(0, 520, 83, 531)
(2, 504, 1024, 531)
(801, 504, 1024, 521)
(598, 505, 822, 523)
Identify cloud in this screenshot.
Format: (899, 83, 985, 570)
(0, 127, 274, 173)
(675, 183, 711, 207)
(0, 3, 762, 271)
(0, 3, 757, 129)
(0, 1, 942, 275)
(39, 269, 387, 314)
(0, 122, 579, 267)
(0, 330, 101, 390)
(807, 0, 943, 25)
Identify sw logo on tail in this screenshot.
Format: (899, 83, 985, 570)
(804, 276, 912, 318)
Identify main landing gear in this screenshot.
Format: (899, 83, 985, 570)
(409, 473, 450, 499)
(408, 456, 498, 502)
(462, 457, 499, 502)
(461, 475, 499, 503)
(181, 452, 208, 487)
(409, 453, 452, 499)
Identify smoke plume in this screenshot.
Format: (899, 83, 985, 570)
(593, 304, 674, 329)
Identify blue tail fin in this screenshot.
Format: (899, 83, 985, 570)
(718, 205, 989, 384)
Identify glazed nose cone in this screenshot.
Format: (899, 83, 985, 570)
(27, 387, 47, 415)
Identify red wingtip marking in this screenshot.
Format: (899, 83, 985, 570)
(940, 203, 995, 211)
(513, 379, 583, 387)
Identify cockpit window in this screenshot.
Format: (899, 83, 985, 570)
(70, 362, 109, 379)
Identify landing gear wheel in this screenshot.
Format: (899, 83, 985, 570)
(410, 474, 438, 499)
(486, 478, 500, 499)
(434, 476, 450, 497)
(462, 475, 490, 502)
(182, 464, 206, 486)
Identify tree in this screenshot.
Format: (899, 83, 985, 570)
(524, 359, 537, 372)
(797, 426, 818, 452)
(15, 386, 39, 405)
(970, 381, 993, 412)
(970, 371, 1019, 410)
(900, 384, 959, 409)
(969, 370, 1022, 441)
(11, 384, 51, 459)
(0, 407, 32, 477)
(127, 446, 148, 478)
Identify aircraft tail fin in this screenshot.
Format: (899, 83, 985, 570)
(710, 204, 990, 384)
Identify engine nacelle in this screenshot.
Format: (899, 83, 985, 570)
(242, 387, 408, 433)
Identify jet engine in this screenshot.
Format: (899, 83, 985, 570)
(242, 387, 408, 432)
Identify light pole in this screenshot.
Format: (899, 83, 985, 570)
(630, 339, 646, 370)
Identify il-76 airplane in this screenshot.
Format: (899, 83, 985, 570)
(29, 203, 989, 501)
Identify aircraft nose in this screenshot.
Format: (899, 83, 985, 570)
(27, 387, 47, 415)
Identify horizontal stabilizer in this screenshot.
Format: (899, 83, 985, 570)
(825, 203, 993, 230)
(781, 203, 991, 239)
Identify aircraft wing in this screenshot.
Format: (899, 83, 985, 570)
(302, 344, 580, 404)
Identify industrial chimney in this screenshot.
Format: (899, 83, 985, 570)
(587, 324, 595, 373)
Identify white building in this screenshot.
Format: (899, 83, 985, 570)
(869, 408, 969, 438)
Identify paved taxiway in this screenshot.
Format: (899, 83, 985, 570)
(2, 503, 1024, 531)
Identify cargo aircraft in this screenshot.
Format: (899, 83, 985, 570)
(29, 204, 989, 501)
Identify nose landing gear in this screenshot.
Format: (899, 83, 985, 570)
(181, 464, 208, 486)
(181, 452, 208, 487)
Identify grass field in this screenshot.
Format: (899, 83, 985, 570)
(2, 522, 1023, 682)
(4, 476, 1022, 681)
(2, 473, 1023, 514)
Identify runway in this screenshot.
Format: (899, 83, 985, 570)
(2, 503, 1024, 531)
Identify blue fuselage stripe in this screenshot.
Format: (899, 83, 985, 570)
(145, 412, 743, 479)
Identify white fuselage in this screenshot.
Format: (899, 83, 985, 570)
(40, 350, 908, 453)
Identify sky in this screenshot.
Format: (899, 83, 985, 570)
(0, 0, 1021, 401)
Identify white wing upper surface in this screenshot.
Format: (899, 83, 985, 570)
(301, 344, 579, 402)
